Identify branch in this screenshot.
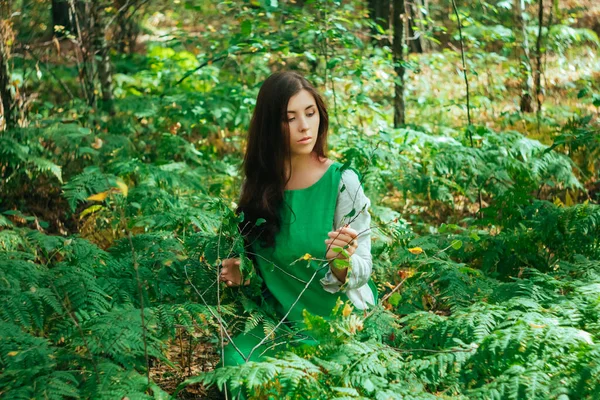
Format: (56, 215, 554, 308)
(167, 50, 263, 92)
(21, 45, 75, 100)
(245, 263, 330, 362)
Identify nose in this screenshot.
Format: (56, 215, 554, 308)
(298, 116, 309, 132)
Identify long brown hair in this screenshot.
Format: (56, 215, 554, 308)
(237, 71, 329, 248)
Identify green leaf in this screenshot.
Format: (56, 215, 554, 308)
(304, 51, 317, 62)
(388, 292, 402, 307)
(577, 87, 589, 98)
(326, 57, 341, 70)
(332, 258, 350, 269)
(451, 240, 463, 250)
(241, 20, 252, 36)
(255, 218, 266, 226)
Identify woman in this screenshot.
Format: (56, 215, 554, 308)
(218, 71, 378, 373)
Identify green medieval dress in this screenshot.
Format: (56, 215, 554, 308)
(223, 161, 378, 377)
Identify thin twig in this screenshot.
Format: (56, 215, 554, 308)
(126, 230, 150, 384)
(245, 263, 330, 361)
(21, 45, 75, 100)
(168, 50, 262, 91)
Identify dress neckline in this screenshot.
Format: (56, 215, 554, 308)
(284, 161, 337, 193)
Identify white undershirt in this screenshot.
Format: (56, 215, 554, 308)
(320, 169, 376, 310)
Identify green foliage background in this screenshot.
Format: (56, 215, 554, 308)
(1, 0, 600, 399)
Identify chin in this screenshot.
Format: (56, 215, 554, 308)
(296, 144, 317, 154)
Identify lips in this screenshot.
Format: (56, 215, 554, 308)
(298, 137, 312, 143)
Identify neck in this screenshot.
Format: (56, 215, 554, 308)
(285, 152, 317, 179)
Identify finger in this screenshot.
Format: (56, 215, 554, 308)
(328, 231, 354, 243)
(226, 280, 233, 286)
(336, 226, 358, 239)
(220, 267, 228, 274)
(325, 239, 352, 248)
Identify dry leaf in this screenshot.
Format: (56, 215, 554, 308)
(408, 247, 423, 255)
(115, 179, 128, 197)
(87, 191, 109, 201)
(91, 137, 103, 150)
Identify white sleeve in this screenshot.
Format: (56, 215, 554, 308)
(320, 169, 374, 308)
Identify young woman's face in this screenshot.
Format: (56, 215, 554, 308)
(285, 89, 320, 157)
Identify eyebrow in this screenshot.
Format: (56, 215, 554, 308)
(287, 105, 315, 114)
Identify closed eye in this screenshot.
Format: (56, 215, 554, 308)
(287, 111, 316, 122)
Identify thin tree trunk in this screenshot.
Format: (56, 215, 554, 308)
(0, 1, 17, 130)
(52, 0, 76, 37)
(368, 0, 390, 46)
(515, 0, 533, 112)
(69, 0, 96, 110)
(93, 2, 114, 114)
(451, 0, 472, 130)
(393, 0, 405, 127)
(534, 0, 544, 124)
(416, 0, 429, 52)
(113, 0, 143, 54)
(407, 2, 423, 53)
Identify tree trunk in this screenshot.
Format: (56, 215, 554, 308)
(407, 2, 423, 53)
(113, 0, 142, 54)
(534, 0, 544, 116)
(69, 0, 96, 110)
(52, 0, 76, 37)
(514, 0, 533, 112)
(393, 0, 405, 127)
(0, 1, 17, 130)
(93, 2, 114, 114)
(368, 0, 391, 46)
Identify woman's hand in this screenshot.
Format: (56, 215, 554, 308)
(219, 258, 250, 287)
(324, 226, 359, 265)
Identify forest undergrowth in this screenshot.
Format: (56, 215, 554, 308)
(1, 1, 600, 399)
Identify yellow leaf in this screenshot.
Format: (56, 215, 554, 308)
(7, 351, 18, 356)
(553, 197, 563, 207)
(565, 190, 574, 207)
(408, 247, 423, 255)
(398, 268, 416, 279)
(115, 179, 128, 197)
(87, 191, 109, 201)
(80, 205, 104, 219)
(342, 303, 353, 317)
(384, 281, 396, 290)
(302, 253, 312, 261)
